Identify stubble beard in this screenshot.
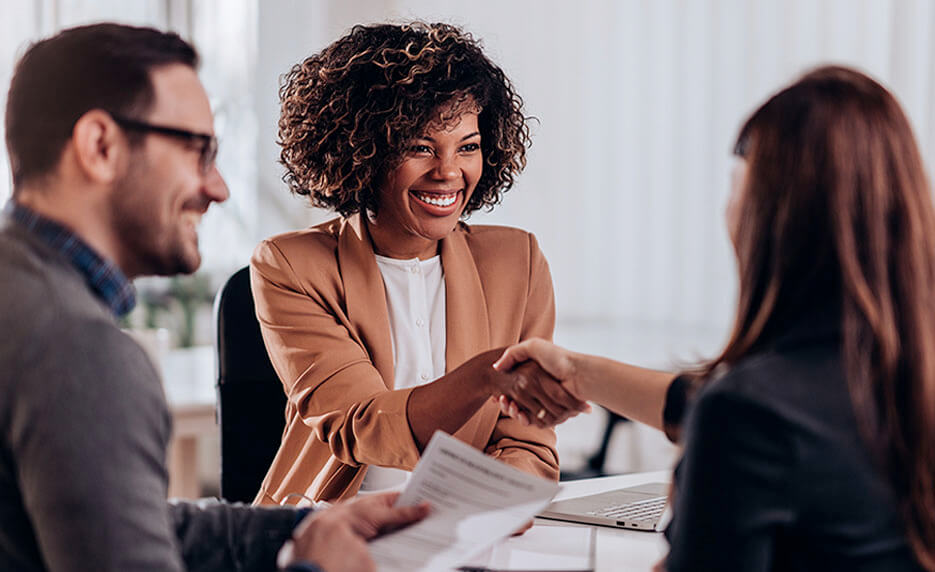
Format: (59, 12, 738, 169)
(110, 157, 202, 278)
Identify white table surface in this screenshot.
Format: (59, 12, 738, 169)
(535, 470, 672, 572)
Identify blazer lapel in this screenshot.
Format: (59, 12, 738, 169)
(441, 224, 491, 371)
(338, 215, 396, 388)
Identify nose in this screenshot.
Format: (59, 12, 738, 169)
(203, 165, 230, 203)
(432, 153, 461, 181)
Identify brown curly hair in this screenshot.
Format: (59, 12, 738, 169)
(278, 21, 531, 217)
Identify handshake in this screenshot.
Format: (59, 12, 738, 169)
(489, 339, 594, 428)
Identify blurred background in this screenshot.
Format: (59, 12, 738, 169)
(2, 0, 934, 494)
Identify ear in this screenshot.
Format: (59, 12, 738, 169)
(70, 110, 129, 184)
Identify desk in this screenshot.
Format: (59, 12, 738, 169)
(535, 471, 671, 572)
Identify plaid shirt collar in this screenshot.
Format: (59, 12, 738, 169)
(4, 201, 136, 317)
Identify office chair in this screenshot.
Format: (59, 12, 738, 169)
(214, 266, 286, 503)
(560, 409, 631, 481)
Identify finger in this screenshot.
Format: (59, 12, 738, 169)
(372, 491, 401, 507)
(504, 391, 553, 427)
(349, 491, 400, 512)
(504, 388, 556, 427)
(515, 363, 592, 424)
(498, 394, 512, 415)
(505, 399, 531, 425)
(534, 374, 590, 415)
(372, 503, 431, 536)
(508, 394, 557, 427)
(504, 383, 552, 425)
(509, 365, 569, 425)
(492, 339, 538, 371)
(509, 367, 562, 422)
(495, 339, 573, 386)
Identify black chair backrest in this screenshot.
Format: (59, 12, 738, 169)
(214, 266, 286, 503)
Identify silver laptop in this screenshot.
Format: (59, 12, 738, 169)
(538, 482, 669, 531)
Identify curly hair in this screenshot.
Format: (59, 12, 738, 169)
(278, 21, 531, 217)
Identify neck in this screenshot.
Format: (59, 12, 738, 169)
(365, 218, 439, 260)
(15, 184, 133, 277)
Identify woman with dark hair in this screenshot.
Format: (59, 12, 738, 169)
(251, 22, 585, 506)
(496, 66, 935, 570)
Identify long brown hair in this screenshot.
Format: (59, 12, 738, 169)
(705, 66, 935, 569)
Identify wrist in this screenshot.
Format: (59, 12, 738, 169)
(565, 351, 589, 400)
(479, 348, 507, 395)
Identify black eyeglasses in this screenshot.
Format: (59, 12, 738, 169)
(111, 114, 218, 174)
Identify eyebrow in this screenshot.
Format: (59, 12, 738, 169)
(417, 131, 482, 142)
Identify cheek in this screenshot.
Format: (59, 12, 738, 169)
(374, 178, 404, 218)
(726, 162, 747, 238)
(467, 157, 484, 187)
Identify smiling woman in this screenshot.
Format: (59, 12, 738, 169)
(249, 21, 588, 505)
(368, 105, 483, 260)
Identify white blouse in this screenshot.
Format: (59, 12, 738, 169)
(361, 254, 447, 491)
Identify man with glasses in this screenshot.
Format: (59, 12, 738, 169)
(0, 23, 427, 572)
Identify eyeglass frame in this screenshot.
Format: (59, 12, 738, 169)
(110, 114, 218, 174)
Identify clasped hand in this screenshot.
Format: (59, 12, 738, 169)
(489, 339, 591, 427)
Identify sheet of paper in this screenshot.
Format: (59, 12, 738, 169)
(368, 431, 560, 572)
(459, 523, 595, 571)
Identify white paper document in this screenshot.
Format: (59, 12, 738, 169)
(459, 522, 595, 571)
(368, 431, 561, 571)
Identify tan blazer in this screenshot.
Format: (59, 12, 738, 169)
(250, 214, 559, 504)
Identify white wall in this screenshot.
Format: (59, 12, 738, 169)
(3, 1, 935, 368)
(253, 0, 935, 367)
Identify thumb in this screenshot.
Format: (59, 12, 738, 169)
(493, 342, 533, 372)
(366, 502, 431, 538)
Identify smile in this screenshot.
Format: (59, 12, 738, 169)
(411, 190, 459, 208)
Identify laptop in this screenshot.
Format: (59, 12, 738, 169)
(538, 482, 669, 532)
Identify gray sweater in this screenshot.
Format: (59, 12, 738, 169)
(0, 217, 298, 571)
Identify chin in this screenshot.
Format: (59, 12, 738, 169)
(420, 224, 459, 242)
(165, 243, 202, 276)
(178, 253, 202, 275)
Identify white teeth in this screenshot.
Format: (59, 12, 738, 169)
(414, 192, 457, 207)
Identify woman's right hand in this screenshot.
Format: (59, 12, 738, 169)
(492, 339, 592, 426)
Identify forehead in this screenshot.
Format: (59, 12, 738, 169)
(420, 108, 480, 136)
(144, 63, 214, 132)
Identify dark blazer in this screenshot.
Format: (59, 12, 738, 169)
(665, 314, 923, 571)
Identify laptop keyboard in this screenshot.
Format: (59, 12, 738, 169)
(588, 496, 666, 521)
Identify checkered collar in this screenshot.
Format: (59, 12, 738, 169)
(4, 201, 136, 317)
